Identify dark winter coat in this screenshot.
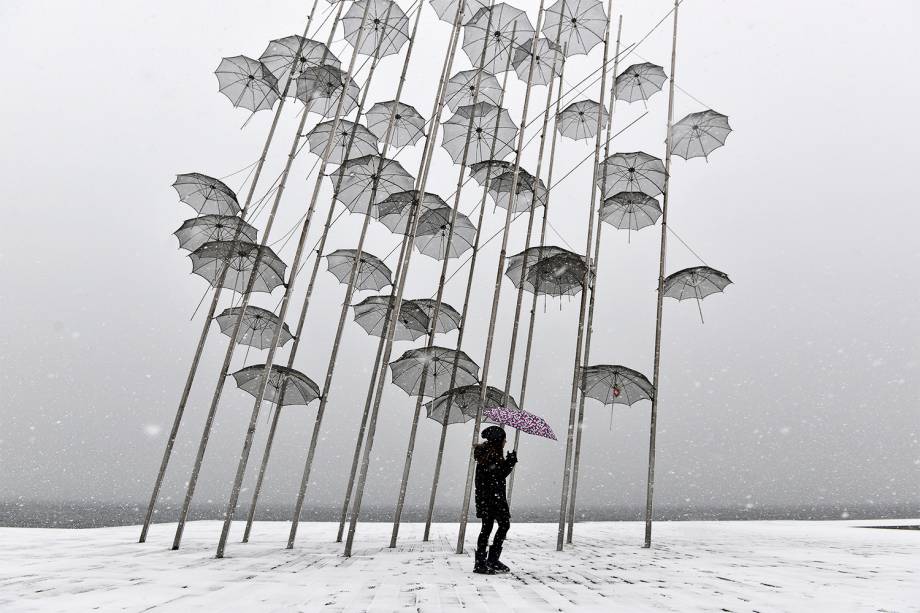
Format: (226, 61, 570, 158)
(474, 443, 517, 519)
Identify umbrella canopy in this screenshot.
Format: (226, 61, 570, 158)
(468, 160, 515, 186)
(306, 120, 379, 165)
(328, 155, 416, 214)
(483, 406, 556, 440)
(505, 245, 569, 287)
(389, 346, 480, 398)
(462, 3, 535, 75)
(188, 241, 287, 294)
(430, 0, 489, 24)
(669, 110, 732, 160)
(524, 251, 591, 297)
(556, 99, 608, 141)
(366, 100, 426, 147)
(215, 306, 294, 350)
(173, 215, 257, 252)
(408, 298, 462, 334)
(599, 191, 662, 231)
(325, 249, 392, 291)
(376, 190, 448, 235)
(413, 207, 477, 260)
(512, 38, 562, 86)
(596, 151, 667, 199)
(581, 364, 654, 406)
(172, 173, 240, 216)
(214, 56, 279, 113)
(542, 0, 607, 56)
(352, 295, 430, 342)
(259, 36, 341, 89)
(425, 384, 519, 426)
(488, 169, 547, 212)
(443, 70, 504, 112)
(231, 364, 320, 407)
(614, 62, 667, 103)
(343, 0, 410, 58)
(441, 103, 518, 165)
(662, 266, 732, 301)
(295, 64, 361, 118)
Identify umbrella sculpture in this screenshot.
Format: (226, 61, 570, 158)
(325, 249, 393, 292)
(214, 56, 279, 113)
(295, 64, 361, 118)
(352, 295, 431, 342)
(462, 3, 535, 75)
(366, 101, 426, 147)
(231, 364, 320, 407)
(305, 120, 379, 164)
(342, 0, 411, 59)
(409, 298, 462, 334)
(389, 346, 480, 398)
(596, 151, 667, 198)
(669, 109, 732, 160)
(662, 265, 732, 323)
(173, 215, 257, 252)
(441, 102, 518, 165)
(483, 406, 557, 440)
(376, 190, 448, 235)
(468, 159, 514, 186)
(556, 99, 609, 141)
(171, 173, 240, 216)
(429, 0, 489, 24)
(505, 245, 569, 287)
(488, 168, 547, 213)
(614, 62, 667, 103)
(542, 0, 607, 56)
(524, 251, 593, 297)
(327, 155, 416, 214)
(426, 384, 520, 426)
(188, 241, 287, 294)
(259, 35, 341, 87)
(512, 38, 562, 86)
(413, 207, 478, 260)
(443, 69, 504, 112)
(215, 306, 294, 350)
(581, 364, 655, 425)
(599, 191, 662, 232)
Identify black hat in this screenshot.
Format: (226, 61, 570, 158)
(481, 425, 506, 442)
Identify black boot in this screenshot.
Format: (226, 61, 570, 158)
(473, 547, 494, 574)
(487, 545, 510, 573)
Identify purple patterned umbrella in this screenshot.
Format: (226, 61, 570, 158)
(483, 406, 557, 441)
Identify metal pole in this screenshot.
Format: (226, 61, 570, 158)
(240, 0, 401, 546)
(455, 2, 547, 555)
(421, 55, 517, 543)
(138, 2, 321, 544)
(343, 0, 471, 558)
(334, 1, 469, 546)
(556, 2, 612, 552)
(389, 3, 499, 548)
(645, 0, 680, 549)
(171, 2, 348, 551)
(214, 0, 374, 559)
(566, 14, 622, 544)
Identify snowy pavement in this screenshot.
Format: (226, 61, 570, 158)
(0, 520, 917, 612)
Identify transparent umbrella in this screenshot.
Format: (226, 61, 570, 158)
(343, 0, 410, 58)
(188, 241, 287, 294)
(389, 346, 480, 398)
(512, 37, 562, 86)
(542, 0, 607, 56)
(172, 173, 240, 216)
(376, 190, 448, 235)
(468, 159, 514, 186)
(596, 151, 667, 199)
(214, 56, 279, 113)
(215, 306, 294, 350)
(231, 365, 320, 407)
(429, 0, 489, 24)
(353, 295, 431, 342)
(556, 99, 608, 141)
(325, 249, 393, 291)
(441, 102, 517, 165)
(327, 155, 416, 214)
(413, 207, 478, 260)
(462, 3, 535, 75)
(408, 298, 462, 334)
(259, 35, 341, 89)
(614, 62, 667, 103)
(305, 120, 379, 164)
(444, 69, 503, 112)
(505, 245, 568, 287)
(174, 215, 257, 252)
(599, 191, 662, 233)
(669, 110, 732, 161)
(524, 250, 591, 297)
(488, 169, 547, 212)
(425, 384, 519, 426)
(366, 101, 426, 147)
(581, 364, 654, 428)
(662, 265, 732, 323)
(295, 64, 361, 117)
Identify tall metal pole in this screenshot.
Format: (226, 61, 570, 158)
(421, 57, 517, 543)
(555, 2, 612, 552)
(566, 15, 622, 544)
(170, 2, 348, 551)
(213, 1, 374, 559)
(389, 4, 499, 548)
(645, 0, 680, 549)
(138, 1, 322, 544)
(455, 3, 547, 555)
(333, 0, 470, 546)
(342, 1, 472, 558)
(241, 0, 401, 547)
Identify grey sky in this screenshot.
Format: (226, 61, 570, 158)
(1, 0, 918, 521)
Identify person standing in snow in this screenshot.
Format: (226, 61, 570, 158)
(473, 425, 517, 575)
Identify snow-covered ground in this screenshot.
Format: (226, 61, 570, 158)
(0, 520, 916, 612)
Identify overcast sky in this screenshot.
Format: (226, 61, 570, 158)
(1, 0, 918, 524)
